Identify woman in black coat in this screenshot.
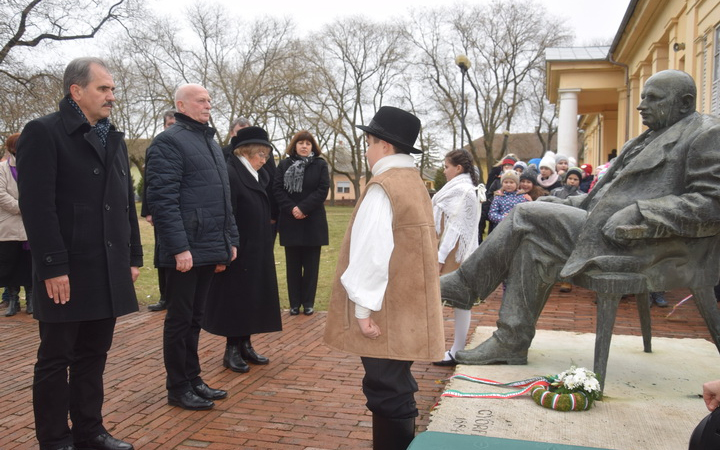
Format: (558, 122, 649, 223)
(273, 130, 329, 316)
(204, 127, 282, 373)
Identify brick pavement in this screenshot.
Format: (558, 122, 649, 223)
(0, 286, 715, 449)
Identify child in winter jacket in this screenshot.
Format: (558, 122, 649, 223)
(488, 170, 529, 225)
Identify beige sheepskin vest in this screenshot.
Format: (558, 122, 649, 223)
(323, 167, 445, 362)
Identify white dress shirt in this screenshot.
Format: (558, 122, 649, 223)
(340, 153, 416, 319)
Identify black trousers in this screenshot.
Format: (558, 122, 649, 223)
(361, 357, 418, 419)
(163, 265, 214, 395)
(33, 317, 116, 449)
(284, 246, 321, 309)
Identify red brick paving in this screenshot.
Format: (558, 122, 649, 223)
(0, 286, 715, 449)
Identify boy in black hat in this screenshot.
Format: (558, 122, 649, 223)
(324, 106, 445, 449)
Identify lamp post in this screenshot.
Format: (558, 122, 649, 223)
(455, 54, 471, 149)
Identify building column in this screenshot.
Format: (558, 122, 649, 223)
(557, 89, 580, 161)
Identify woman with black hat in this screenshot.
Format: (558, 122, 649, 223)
(204, 126, 282, 373)
(273, 131, 330, 316)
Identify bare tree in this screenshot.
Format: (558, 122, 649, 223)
(0, 0, 139, 73)
(301, 17, 407, 196)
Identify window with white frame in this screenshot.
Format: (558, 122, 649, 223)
(337, 181, 350, 194)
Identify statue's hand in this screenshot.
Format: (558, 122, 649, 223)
(602, 204, 644, 246)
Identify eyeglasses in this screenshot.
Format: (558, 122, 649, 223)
(255, 152, 269, 160)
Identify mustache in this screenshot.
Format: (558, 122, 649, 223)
(103, 102, 114, 107)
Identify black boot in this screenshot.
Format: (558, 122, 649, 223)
(223, 344, 249, 373)
(148, 298, 167, 311)
(372, 414, 415, 450)
(239, 336, 269, 365)
(5, 298, 19, 317)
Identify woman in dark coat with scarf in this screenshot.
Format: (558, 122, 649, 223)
(273, 130, 329, 316)
(204, 127, 282, 373)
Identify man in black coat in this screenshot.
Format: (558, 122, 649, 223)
(145, 83, 239, 411)
(16, 57, 142, 450)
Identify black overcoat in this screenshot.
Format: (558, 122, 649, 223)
(273, 155, 330, 247)
(16, 99, 143, 323)
(203, 156, 282, 336)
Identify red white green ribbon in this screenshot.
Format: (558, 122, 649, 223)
(441, 373, 550, 399)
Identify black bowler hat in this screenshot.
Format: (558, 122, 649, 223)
(231, 126, 273, 150)
(356, 106, 422, 154)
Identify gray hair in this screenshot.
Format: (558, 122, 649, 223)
(63, 57, 109, 96)
(230, 117, 251, 132)
(162, 109, 176, 126)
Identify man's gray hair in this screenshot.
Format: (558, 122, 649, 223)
(63, 57, 109, 96)
(230, 117, 251, 132)
(163, 109, 176, 126)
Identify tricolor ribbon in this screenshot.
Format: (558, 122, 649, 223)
(441, 373, 551, 399)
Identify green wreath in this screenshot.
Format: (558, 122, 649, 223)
(531, 385, 593, 411)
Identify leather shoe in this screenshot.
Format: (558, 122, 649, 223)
(455, 336, 528, 365)
(75, 433, 133, 450)
(193, 383, 227, 400)
(289, 307, 300, 315)
(148, 298, 167, 311)
(167, 390, 214, 410)
(303, 307, 314, 315)
(651, 292, 668, 308)
(432, 352, 458, 367)
(240, 339, 269, 365)
(223, 344, 250, 373)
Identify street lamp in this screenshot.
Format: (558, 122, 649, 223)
(455, 54, 471, 149)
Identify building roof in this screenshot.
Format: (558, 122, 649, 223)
(545, 46, 610, 61)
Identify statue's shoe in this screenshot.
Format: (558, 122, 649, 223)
(455, 336, 528, 365)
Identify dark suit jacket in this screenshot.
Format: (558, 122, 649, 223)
(16, 99, 143, 322)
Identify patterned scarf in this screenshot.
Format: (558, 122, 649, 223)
(283, 154, 314, 194)
(66, 97, 111, 148)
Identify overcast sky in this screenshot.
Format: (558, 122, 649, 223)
(148, 0, 630, 46)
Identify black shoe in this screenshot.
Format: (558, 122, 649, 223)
(303, 307, 314, 316)
(432, 353, 458, 367)
(289, 307, 300, 315)
(148, 299, 167, 311)
(75, 433, 133, 450)
(55, 446, 77, 450)
(240, 338, 269, 365)
(193, 383, 227, 400)
(5, 299, 19, 317)
(167, 390, 214, 410)
(223, 344, 250, 373)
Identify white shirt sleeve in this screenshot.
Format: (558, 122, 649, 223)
(340, 184, 394, 318)
(437, 219, 459, 265)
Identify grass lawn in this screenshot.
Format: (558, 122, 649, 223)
(135, 204, 353, 311)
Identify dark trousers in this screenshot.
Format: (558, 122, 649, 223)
(33, 318, 116, 449)
(284, 246, 321, 309)
(163, 265, 215, 395)
(361, 357, 418, 419)
(157, 266, 167, 300)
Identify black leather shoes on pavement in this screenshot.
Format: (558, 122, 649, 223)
(168, 390, 214, 410)
(240, 339, 269, 365)
(432, 352, 458, 367)
(74, 433, 133, 450)
(289, 307, 300, 315)
(148, 298, 167, 311)
(303, 307, 314, 316)
(193, 383, 227, 400)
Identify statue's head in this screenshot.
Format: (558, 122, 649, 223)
(637, 70, 696, 131)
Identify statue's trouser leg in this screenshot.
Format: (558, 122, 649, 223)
(453, 202, 586, 353)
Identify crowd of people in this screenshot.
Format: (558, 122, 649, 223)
(4, 57, 720, 450)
